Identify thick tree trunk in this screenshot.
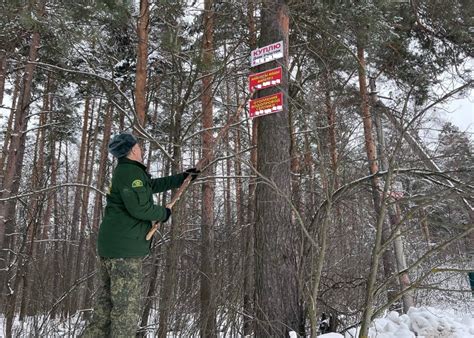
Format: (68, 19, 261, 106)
(0, 73, 20, 185)
(254, 1, 301, 336)
(200, 1, 216, 336)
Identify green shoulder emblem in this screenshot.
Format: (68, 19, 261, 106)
(132, 179, 144, 188)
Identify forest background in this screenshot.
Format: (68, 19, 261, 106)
(0, 0, 473, 337)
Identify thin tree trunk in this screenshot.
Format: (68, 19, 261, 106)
(200, 1, 216, 336)
(0, 53, 7, 107)
(307, 71, 341, 337)
(0, 27, 41, 250)
(50, 141, 60, 320)
(84, 103, 113, 319)
(1, 13, 43, 330)
(370, 78, 414, 313)
(139, 163, 169, 337)
(418, 209, 431, 244)
(323, 70, 338, 188)
(19, 73, 50, 320)
(66, 96, 91, 316)
(77, 101, 100, 311)
(40, 85, 56, 241)
(157, 103, 184, 338)
(289, 79, 306, 336)
(139, 90, 162, 334)
(243, 0, 257, 334)
(135, 0, 149, 128)
(309, 200, 332, 338)
(357, 40, 398, 336)
(225, 134, 233, 287)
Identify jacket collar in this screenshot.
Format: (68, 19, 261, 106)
(118, 157, 147, 171)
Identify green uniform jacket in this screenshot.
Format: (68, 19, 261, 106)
(98, 157, 186, 258)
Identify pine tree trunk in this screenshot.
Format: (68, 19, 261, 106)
(50, 141, 60, 320)
(135, 0, 149, 128)
(19, 73, 50, 320)
(254, 1, 300, 336)
(0, 28, 41, 253)
(200, 1, 217, 336)
(0, 73, 19, 198)
(77, 102, 100, 312)
(1, 16, 42, 326)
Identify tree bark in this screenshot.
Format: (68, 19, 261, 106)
(0, 6, 43, 317)
(19, 72, 50, 320)
(50, 140, 60, 320)
(135, 0, 149, 128)
(200, 1, 217, 336)
(254, 1, 301, 336)
(78, 101, 100, 311)
(0, 73, 20, 194)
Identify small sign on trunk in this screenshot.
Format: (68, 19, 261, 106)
(248, 67, 282, 92)
(249, 92, 283, 118)
(250, 41, 284, 67)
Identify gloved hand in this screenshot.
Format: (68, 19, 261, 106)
(183, 168, 201, 182)
(162, 208, 172, 223)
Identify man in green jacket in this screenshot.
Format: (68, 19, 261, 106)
(82, 132, 199, 337)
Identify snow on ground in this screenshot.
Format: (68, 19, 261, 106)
(2, 306, 473, 337)
(318, 306, 474, 338)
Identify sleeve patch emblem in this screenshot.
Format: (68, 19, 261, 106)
(132, 179, 144, 188)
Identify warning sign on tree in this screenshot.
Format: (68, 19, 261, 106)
(250, 41, 283, 67)
(249, 92, 283, 118)
(248, 67, 282, 92)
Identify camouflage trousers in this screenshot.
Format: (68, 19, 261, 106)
(81, 257, 143, 338)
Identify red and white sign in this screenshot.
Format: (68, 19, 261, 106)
(249, 92, 283, 118)
(250, 41, 283, 67)
(249, 67, 282, 92)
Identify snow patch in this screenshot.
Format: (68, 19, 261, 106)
(366, 307, 474, 338)
(319, 333, 344, 338)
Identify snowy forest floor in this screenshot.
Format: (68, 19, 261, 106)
(1, 304, 473, 337)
